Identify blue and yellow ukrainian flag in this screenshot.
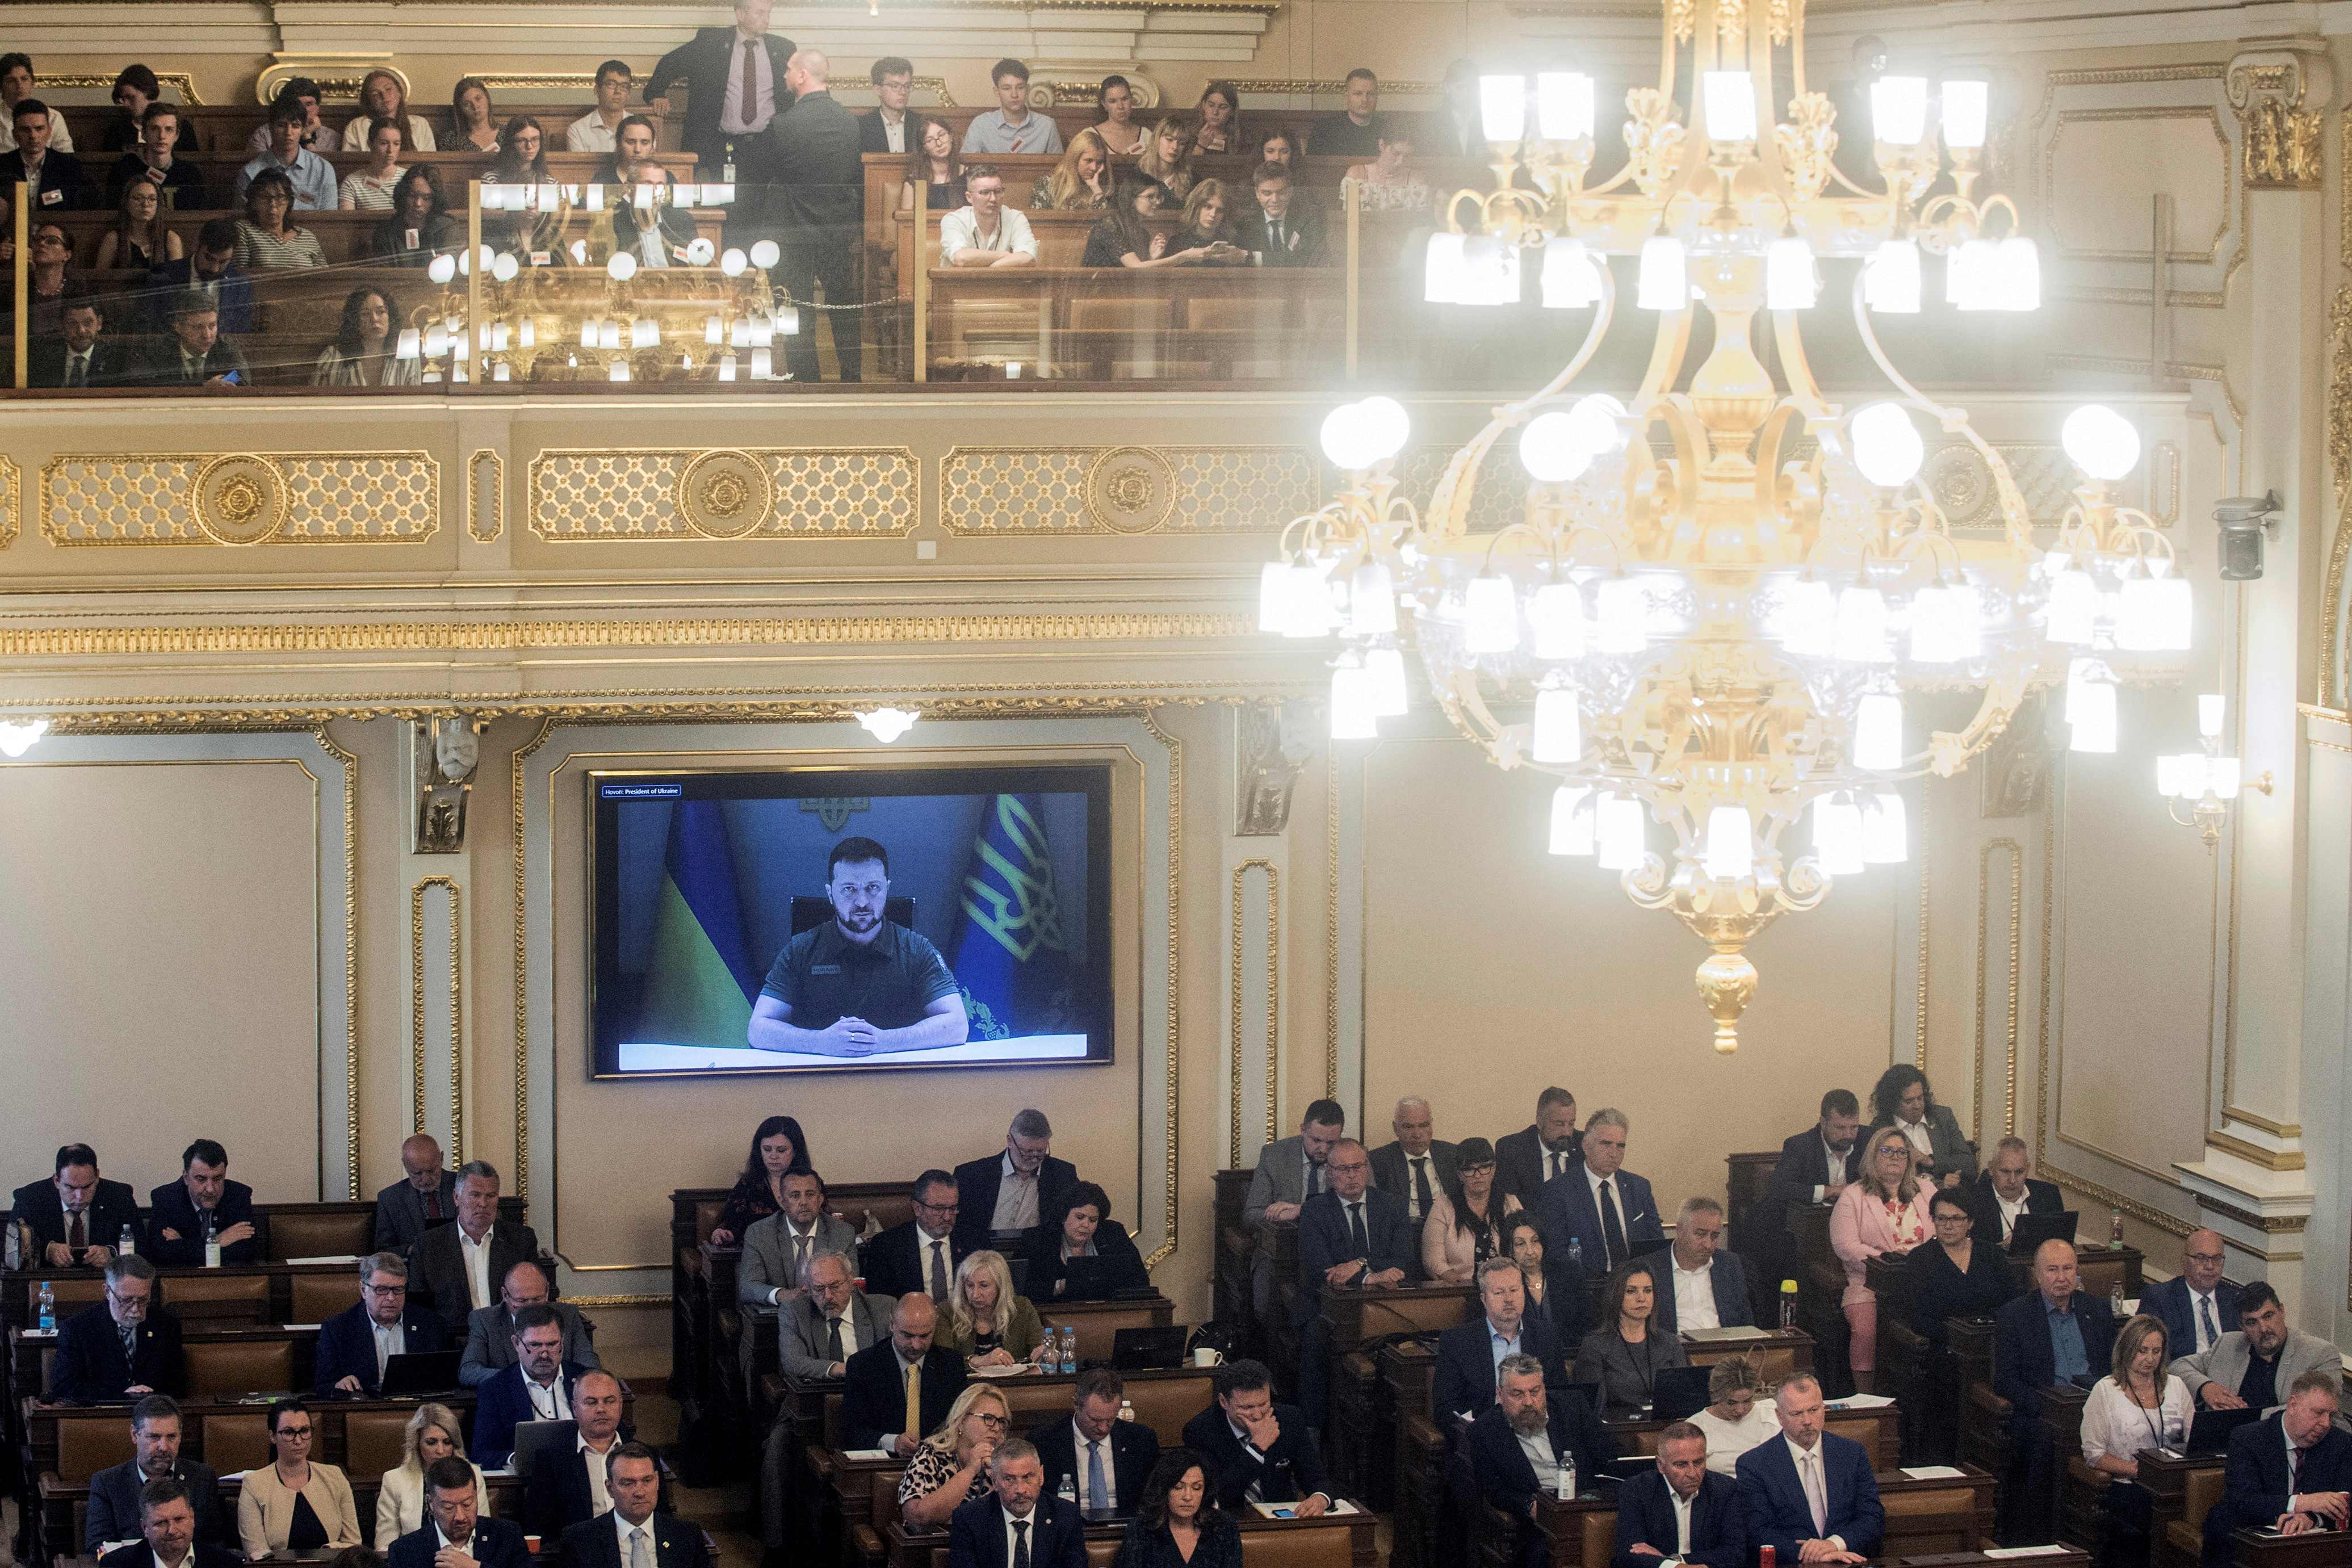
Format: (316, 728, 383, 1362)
(634, 800, 759, 1046)
(949, 793, 1075, 1040)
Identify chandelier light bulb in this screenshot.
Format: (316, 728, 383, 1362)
(2156, 753, 2191, 799)
(1703, 805, 1755, 881)
(1638, 230, 1688, 310)
(2116, 574, 2192, 651)
(1940, 80, 1989, 148)
(1540, 237, 1603, 309)
(1479, 74, 1528, 144)
(1850, 402, 1925, 489)
(2063, 656, 2102, 723)
(491, 250, 520, 282)
(1519, 410, 1594, 483)
(1596, 793, 1647, 870)
(1424, 232, 1467, 304)
(2210, 757, 2243, 799)
(427, 253, 457, 285)
(1462, 575, 1521, 653)
(1814, 795, 1865, 875)
(1595, 576, 1649, 653)
(1330, 663, 1379, 740)
(1833, 585, 1895, 663)
(1349, 561, 1398, 635)
(1529, 582, 1588, 659)
(1355, 396, 1411, 463)
(720, 247, 748, 277)
(2199, 693, 2225, 739)
(1994, 236, 2040, 311)
(1776, 578, 1837, 657)
(1854, 693, 1905, 769)
(1701, 72, 1758, 142)
(1862, 792, 1909, 863)
(1863, 239, 1922, 313)
(1531, 685, 1583, 763)
(1549, 785, 1595, 856)
(1566, 394, 1629, 458)
(1461, 236, 1521, 307)
(1907, 585, 1958, 664)
(1766, 233, 1818, 310)
(0, 718, 49, 757)
(1947, 237, 1998, 310)
(606, 250, 638, 281)
(1536, 72, 1595, 142)
(2062, 404, 2141, 480)
(395, 327, 422, 360)
(1365, 646, 1410, 716)
(1871, 76, 1930, 145)
(1283, 563, 1338, 638)
(1257, 562, 1290, 633)
(1320, 403, 1379, 472)
(2045, 567, 2098, 644)
(2068, 675, 2118, 752)
(599, 318, 623, 349)
(749, 239, 781, 269)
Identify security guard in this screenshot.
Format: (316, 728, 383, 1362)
(747, 836, 970, 1057)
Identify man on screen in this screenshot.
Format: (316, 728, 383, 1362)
(748, 836, 970, 1056)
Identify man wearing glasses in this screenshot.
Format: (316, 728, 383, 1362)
(52, 1255, 185, 1404)
(749, 835, 969, 1058)
(862, 1170, 972, 1303)
(315, 1252, 448, 1397)
(1293, 1138, 1418, 1432)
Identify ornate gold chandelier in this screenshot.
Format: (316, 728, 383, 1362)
(1263, 0, 2193, 1049)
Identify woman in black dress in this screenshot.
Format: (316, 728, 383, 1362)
(1113, 1448, 1243, 1568)
(1907, 1187, 2016, 1338)
(708, 1115, 813, 1244)
(1502, 1214, 1589, 1345)
(1020, 1180, 1149, 1299)
(1082, 179, 1212, 269)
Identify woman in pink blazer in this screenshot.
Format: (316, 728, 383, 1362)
(1830, 1125, 1935, 1392)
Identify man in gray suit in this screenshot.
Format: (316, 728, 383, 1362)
(1368, 1097, 1460, 1228)
(1241, 1099, 1347, 1315)
(373, 1134, 458, 1255)
(2171, 1281, 2347, 1420)
(459, 1260, 599, 1387)
(764, 1251, 894, 1549)
(736, 1169, 857, 1384)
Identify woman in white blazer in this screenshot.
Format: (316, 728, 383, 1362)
(238, 1400, 364, 1559)
(375, 1402, 491, 1545)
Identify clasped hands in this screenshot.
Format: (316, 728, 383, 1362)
(1323, 1259, 1404, 1289)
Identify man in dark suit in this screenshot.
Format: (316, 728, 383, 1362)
(30, 288, 127, 388)
(522, 1370, 635, 1540)
(1029, 1367, 1160, 1516)
(1613, 1422, 1747, 1568)
(947, 1440, 1087, 1568)
(761, 1251, 894, 1550)
(2199, 1372, 2351, 1567)
(1424, 59, 1483, 158)
(389, 1459, 530, 1568)
(1368, 1096, 1460, 1227)
(766, 48, 864, 384)
(1495, 1087, 1582, 1206)
(1752, 1091, 1865, 1302)
(86, 1398, 226, 1554)
(1434, 1257, 1563, 1424)
(644, 0, 796, 178)
(463, 1259, 600, 1387)
(51, 1255, 185, 1403)
(953, 1109, 1079, 1251)
(1296, 1138, 1417, 1427)
(125, 295, 248, 389)
(409, 1159, 540, 1336)
(94, 1477, 238, 1568)
(556, 1444, 706, 1568)
(472, 1305, 592, 1468)
(1182, 1359, 1331, 1514)
(1734, 1374, 1881, 1564)
(1993, 1240, 2118, 1541)
(1644, 1198, 1754, 1336)
(1240, 1100, 1348, 1318)
(1535, 1110, 1666, 1277)
(14, 1142, 142, 1267)
(315, 1251, 450, 1397)
(1965, 1135, 2064, 1251)
(0, 98, 88, 209)
(863, 1170, 971, 1302)
(375, 1133, 459, 1255)
(1242, 165, 1325, 267)
(141, 220, 254, 335)
(146, 1139, 258, 1268)
(1469, 1355, 1617, 1568)
(841, 1293, 967, 1454)
(857, 57, 915, 155)
(2144, 1229, 2241, 1362)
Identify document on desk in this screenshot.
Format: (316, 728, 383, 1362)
(1825, 1393, 1897, 1410)
(1982, 1547, 2071, 1558)
(286, 1255, 364, 1265)
(1682, 1326, 1771, 1342)
(842, 1449, 893, 1461)
(1251, 1500, 1360, 1518)
(1900, 1466, 1968, 1480)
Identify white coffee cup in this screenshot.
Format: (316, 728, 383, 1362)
(1192, 1346, 1223, 1367)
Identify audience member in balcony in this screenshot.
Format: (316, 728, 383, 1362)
(1343, 124, 1431, 214)
(1030, 129, 1113, 211)
(770, 48, 863, 383)
(0, 54, 74, 152)
(238, 100, 336, 211)
(128, 292, 248, 388)
(375, 1403, 489, 1544)
(449, 77, 501, 154)
(1170, 179, 1245, 262)
(241, 81, 328, 156)
(1243, 166, 1324, 267)
(1134, 118, 1193, 200)
(1188, 82, 1242, 157)
(487, 117, 568, 263)
(898, 118, 965, 212)
(313, 286, 420, 388)
(1091, 75, 1144, 157)
(1, 100, 89, 211)
(234, 169, 327, 270)
(366, 167, 459, 266)
(11, 220, 79, 334)
(338, 118, 407, 212)
(646, 0, 796, 181)
(98, 178, 182, 271)
(142, 219, 253, 333)
(343, 69, 434, 153)
(962, 58, 1062, 155)
(101, 66, 160, 154)
(860, 56, 915, 154)
(940, 166, 1037, 267)
(108, 104, 207, 211)
(1254, 128, 1298, 177)
(1429, 58, 1483, 158)
(31, 287, 124, 388)
(605, 120, 697, 269)
(238, 1401, 364, 1558)
(566, 61, 636, 153)
(1313, 69, 1384, 159)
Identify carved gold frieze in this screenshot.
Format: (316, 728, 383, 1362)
(527, 448, 917, 540)
(2225, 49, 2329, 191)
(0, 455, 19, 550)
(41, 453, 439, 547)
(468, 450, 504, 543)
(942, 446, 1315, 535)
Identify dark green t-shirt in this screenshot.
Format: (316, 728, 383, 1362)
(758, 919, 958, 1031)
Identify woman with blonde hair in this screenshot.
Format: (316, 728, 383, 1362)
(1173, 179, 1247, 264)
(342, 68, 434, 152)
(1135, 116, 1195, 199)
(1830, 1125, 1935, 1391)
(2079, 1313, 2192, 1559)
(375, 1402, 489, 1542)
(1688, 1355, 1779, 1475)
(896, 1383, 1013, 1529)
(1031, 128, 1114, 210)
(936, 1249, 1046, 1369)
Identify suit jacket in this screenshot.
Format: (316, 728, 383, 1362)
(1242, 1135, 1323, 1229)
(409, 1218, 541, 1334)
(861, 1220, 970, 1303)
(1182, 1402, 1330, 1509)
(124, 337, 249, 388)
(1642, 1248, 1756, 1335)
(1611, 1467, 1748, 1568)
(2202, 1414, 2352, 1565)
(86, 1460, 225, 1553)
(953, 1152, 1081, 1251)
(462, 1299, 599, 1387)
(2169, 1328, 2346, 1414)
(2143, 1277, 2244, 1363)
(1963, 1174, 2062, 1247)
(1295, 1187, 1419, 1322)
(841, 1339, 966, 1450)
(768, 89, 864, 235)
(1369, 1141, 1460, 1217)
(314, 1300, 450, 1396)
(28, 338, 128, 389)
(97, 1544, 238, 1568)
(145, 1179, 259, 1268)
(49, 1302, 185, 1403)
(471, 1360, 591, 1468)
(1735, 1433, 1884, 1560)
(1755, 1127, 1864, 1265)
(140, 259, 255, 334)
(374, 1172, 459, 1253)
(1535, 1164, 1667, 1276)
(1244, 203, 1326, 267)
(1870, 1105, 1977, 1183)
(0, 148, 89, 209)
(1572, 1327, 1692, 1417)
(1494, 1125, 1583, 1206)
(738, 1211, 860, 1307)
(522, 1426, 646, 1540)
(1466, 1391, 1617, 1519)
(946, 1494, 1087, 1568)
(12, 1176, 142, 1259)
(778, 1287, 895, 1382)
(557, 1510, 710, 1568)
(857, 110, 913, 156)
(1027, 1412, 1162, 1512)
(1993, 1290, 2119, 1423)
(645, 27, 798, 167)
(1433, 1314, 1565, 1423)
(387, 1516, 530, 1568)
(1018, 1218, 1149, 1301)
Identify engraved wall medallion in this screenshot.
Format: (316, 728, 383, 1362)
(1084, 446, 1176, 535)
(676, 449, 775, 538)
(191, 455, 288, 545)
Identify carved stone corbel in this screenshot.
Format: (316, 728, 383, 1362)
(412, 714, 481, 853)
(1977, 692, 2056, 819)
(1234, 702, 1311, 836)
(2226, 45, 2332, 191)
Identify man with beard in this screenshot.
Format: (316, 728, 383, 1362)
(748, 836, 968, 1056)
(1466, 1355, 1615, 1568)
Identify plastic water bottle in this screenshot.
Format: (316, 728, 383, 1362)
(37, 1281, 56, 1331)
(203, 1214, 221, 1269)
(119, 1225, 136, 1259)
(1779, 1278, 1797, 1330)
(1566, 1236, 1584, 1273)
(2110, 1208, 2125, 1247)
(1057, 1474, 1077, 1507)
(1556, 1452, 1575, 1502)
(1060, 1327, 1077, 1374)
(2110, 1278, 2126, 1315)
(1118, 1399, 1135, 1423)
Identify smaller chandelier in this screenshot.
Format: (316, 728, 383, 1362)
(2154, 694, 2270, 847)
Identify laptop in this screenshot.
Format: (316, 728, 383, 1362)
(1059, 1257, 1124, 1302)
(379, 1350, 463, 1397)
(2186, 1405, 2262, 1456)
(1651, 1365, 1714, 1423)
(2007, 1209, 2079, 1257)
(510, 1419, 573, 1478)
(1111, 1326, 1189, 1371)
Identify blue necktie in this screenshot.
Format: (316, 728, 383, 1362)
(1087, 1438, 1109, 1511)
(2198, 1296, 2218, 1349)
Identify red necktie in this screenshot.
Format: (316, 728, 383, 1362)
(425, 1188, 442, 1220)
(69, 1210, 86, 1251)
(737, 41, 758, 128)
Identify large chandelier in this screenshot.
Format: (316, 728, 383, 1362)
(1262, 0, 2193, 1049)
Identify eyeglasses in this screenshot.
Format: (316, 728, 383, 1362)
(276, 1426, 314, 1441)
(972, 1412, 1009, 1430)
(109, 1289, 153, 1309)
(914, 1198, 959, 1215)
(362, 1281, 407, 1295)
(1327, 1162, 1371, 1175)
(2185, 1252, 2225, 1264)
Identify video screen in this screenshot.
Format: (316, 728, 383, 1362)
(589, 764, 1113, 1076)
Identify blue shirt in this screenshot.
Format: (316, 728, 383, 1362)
(237, 148, 338, 211)
(2045, 1297, 2089, 1385)
(1489, 1320, 1523, 1378)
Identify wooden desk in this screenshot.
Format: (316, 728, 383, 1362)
(2139, 1447, 2228, 1567)
(1900, 1552, 2093, 1568)
(1519, 1462, 1991, 1568)
(1317, 1283, 1474, 1504)
(923, 266, 1352, 383)
(1681, 1327, 1814, 1383)
(1529, 1490, 1619, 1568)
(39, 1467, 525, 1557)
(12, 1324, 322, 1403)
(885, 1504, 1380, 1568)
(2226, 1527, 2352, 1566)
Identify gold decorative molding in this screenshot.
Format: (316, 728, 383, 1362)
(1973, 839, 2022, 1146)
(1914, 788, 1930, 1068)
(1324, 753, 1339, 1100)
(559, 1293, 669, 1308)
(2223, 1107, 2302, 1138)
(2041, 1159, 2196, 1239)
(1231, 858, 1279, 1156)
(512, 717, 556, 1204)
(2195, 1193, 2308, 1234)
(2224, 51, 2328, 191)
(2043, 106, 2230, 265)
(468, 450, 504, 544)
(0, 454, 19, 550)
(411, 877, 465, 1161)
(1142, 711, 1182, 1273)
(527, 447, 918, 540)
(46, 72, 204, 106)
(2204, 1129, 2305, 1172)
(314, 726, 363, 1201)
(1222, 79, 1441, 97)
(942, 446, 1317, 536)
(42, 453, 439, 547)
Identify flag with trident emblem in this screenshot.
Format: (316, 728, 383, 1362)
(948, 793, 1078, 1040)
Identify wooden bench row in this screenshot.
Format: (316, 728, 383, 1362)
(35, 204, 730, 271)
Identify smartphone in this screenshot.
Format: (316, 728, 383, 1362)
(219, 370, 242, 385)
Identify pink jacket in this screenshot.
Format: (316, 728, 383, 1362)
(1829, 1183, 1935, 1301)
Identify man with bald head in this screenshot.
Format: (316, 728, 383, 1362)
(522, 1367, 636, 1537)
(766, 45, 863, 383)
(841, 1293, 967, 1454)
(374, 1135, 457, 1254)
(1993, 1240, 2118, 1537)
(2145, 1229, 2241, 1361)
(462, 1258, 600, 1387)
(1295, 1137, 1416, 1429)
(1369, 1097, 1458, 1226)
